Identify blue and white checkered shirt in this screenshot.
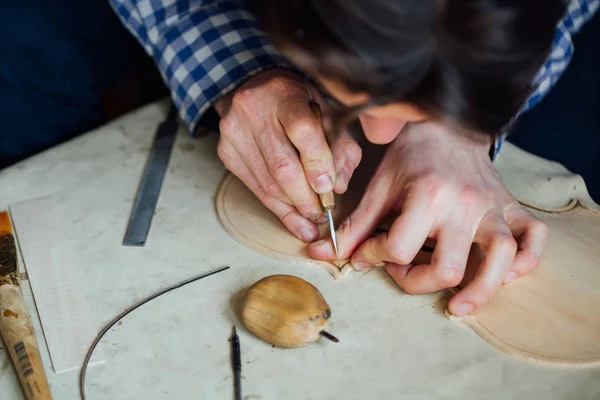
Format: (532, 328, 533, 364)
(109, 0, 599, 158)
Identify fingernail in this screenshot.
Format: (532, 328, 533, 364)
(310, 239, 327, 248)
(352, 261, 370, 270)
(504, 272, 518, 284)
(337, 168, 349, 187)
(309, 214, 328, 225)
(299, 228, 317, 242)
(315, 174, 334, 194)
(454, 303, 474, 317)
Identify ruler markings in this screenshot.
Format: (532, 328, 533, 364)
(10, 197, 105, 373)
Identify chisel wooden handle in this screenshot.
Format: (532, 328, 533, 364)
(0, 285, 53, 400)
(309, 101, 336, 211)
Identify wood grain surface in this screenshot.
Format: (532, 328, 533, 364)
(216, 173, 600, 367)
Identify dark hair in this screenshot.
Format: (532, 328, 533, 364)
(252, 0, 566, 135)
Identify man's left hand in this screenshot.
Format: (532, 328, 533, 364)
(308, 121, 548, 316)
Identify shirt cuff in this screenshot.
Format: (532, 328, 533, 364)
(490, 132, 507, 162)
(189, 58, 298, 135)
(153, 10, 298, 136)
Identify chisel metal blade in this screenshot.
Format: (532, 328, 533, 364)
(326, 209, 340, 268)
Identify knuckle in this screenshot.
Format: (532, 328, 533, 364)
(492, 234, 518, 254)
(530, 218, 549, 236)
(344, 141, 362, 167)
(471, 281, 498, 301)
(267, 75, 297, 95)
(416, 173, 446, 198)
(277, 208, 296, 224)
(232, 85, 258, 105)
(296, 202, 319, 218)
(434, 265, 464, 287)
(216, 141, 233, 164)
(270, 157, 297, 183)
(218, 116, 236, 138)
(302, 157, 331, 178)
(386, 244, 414, 265)
(257, 176, 281, 198)
(252, 185, 270, 202)
(460, 185, 483, 205)
(288, 118, 322, 143)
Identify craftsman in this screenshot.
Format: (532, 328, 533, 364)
(2, 0, 598, 318)
(105, 0, 599, 318)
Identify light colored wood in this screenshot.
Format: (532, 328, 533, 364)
(3, 100, 600, 399)
(319, 192, 335, 211)
(458, 199, 600, 367)
(216, 173, 355, 279)
(9, 197, 105, 373)
(0, 285, 53, 399)
(216, 173, 600, 366)
(0, 211, 53, 399)
(241, 274, 333, 348)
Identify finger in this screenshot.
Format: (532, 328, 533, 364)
(316, 100, 362, 193)
(329, 127, 362, 193)
(348, 183, 437, 270)
(219, 114, 291, 204)
(217, 137, 320, 243)
(448, 212, 517, 316)
(392, 222, 478, 294)
(504, 207, 549, 283)
(252, 114, 325, 224)
(278, 100, 336, 194)
(384, 263, 414, 285)
(307, 171, 395, 260)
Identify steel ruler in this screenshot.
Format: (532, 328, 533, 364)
(123, 105, 179, 246)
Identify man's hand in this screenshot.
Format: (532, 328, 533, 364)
(308, 121, 548, 316)
(215, 69, 362, 242)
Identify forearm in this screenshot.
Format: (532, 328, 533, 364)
(107, 0, 296, 134)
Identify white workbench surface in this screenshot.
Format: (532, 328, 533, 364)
(1, 100, 599, 400)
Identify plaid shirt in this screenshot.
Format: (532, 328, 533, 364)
(110, 0, 599, 158)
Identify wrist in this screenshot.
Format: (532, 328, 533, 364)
(214, 93, 232, 117)
(214, 68, 309, 118)
(442, 122, 495, 158)
(396, 121, 495, 158)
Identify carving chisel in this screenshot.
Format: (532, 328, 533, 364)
(0, 211, 53, 399)
(230, 326, 242, 400)
(309, 102, 341, 268)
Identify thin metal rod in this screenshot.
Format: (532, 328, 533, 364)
(320, 330, 339, 343)
(326, 210, 341, 269)
(79, 265, 231, 400)
(230, 326, 242, 400)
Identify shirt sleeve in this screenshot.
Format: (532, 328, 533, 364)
(108, 0, 295, 135)
(491, 0, 599, 160)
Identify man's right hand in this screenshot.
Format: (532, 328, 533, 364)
(214, 69, 362, 242)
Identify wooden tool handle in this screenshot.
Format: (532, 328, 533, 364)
(319, 192, 335, 210)
(0, 285, 53, 400)
(309, 101, 336, 211)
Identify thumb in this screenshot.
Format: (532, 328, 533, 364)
(307, 177, 392, 261)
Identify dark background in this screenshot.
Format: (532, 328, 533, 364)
(508, 11, 600, 201)
(0, 0, 167, 169)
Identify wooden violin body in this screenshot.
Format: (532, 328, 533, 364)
(217, 142, 600, 366)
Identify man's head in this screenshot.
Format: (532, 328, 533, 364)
(253, 0, 566, 142)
